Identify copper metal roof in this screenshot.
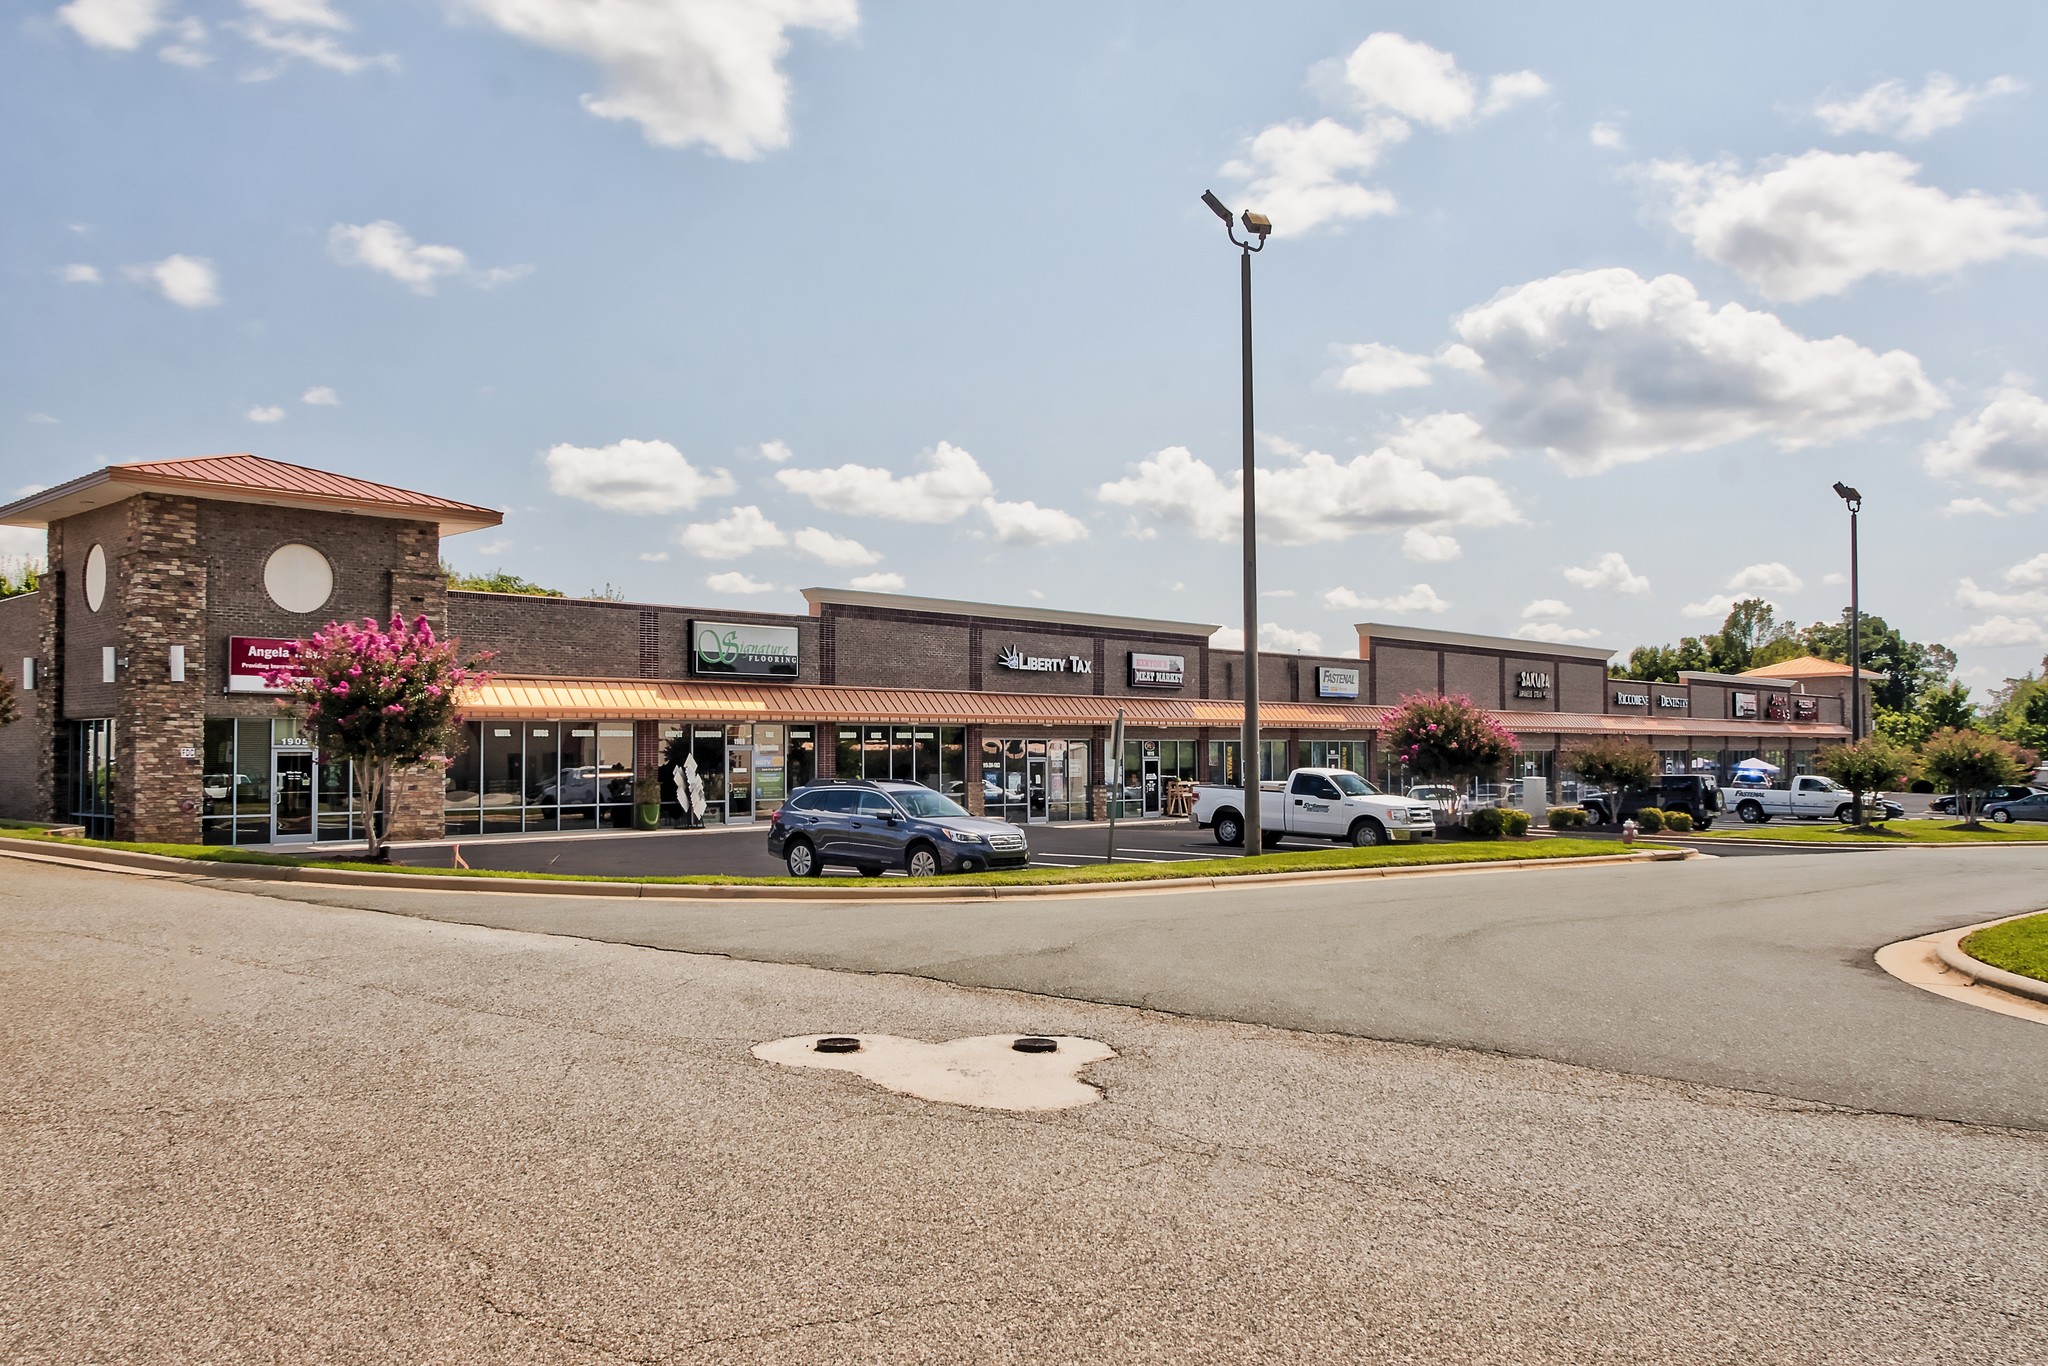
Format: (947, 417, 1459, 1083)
(461, 677, 1849, 740)
(0, 453, 502, 534)
(1740, 655, 1856, 679)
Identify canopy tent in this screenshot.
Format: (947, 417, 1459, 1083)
(1732, 757, 1781, 775)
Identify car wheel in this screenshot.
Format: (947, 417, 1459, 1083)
(784, 840, 819, 878)
(1213, 811, 1244, 847)
(1737, 800, 1764, 824)
(1991, 809, 2014, 823)
(1834, 804, 1855, 824)
(859, 865, 885, 878)
(1349, 818, 1386, 847)
(1585, 805, 1607, 827)
(1695, 818, 1713, 831)
(906, 844, 941, 877)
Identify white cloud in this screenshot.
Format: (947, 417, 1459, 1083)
(1952, 615, 2048, 648)
(245, 404, 286, 423)
(452, 0, 857, 158)
(1562, 551, 1649, 595)
(705, 570, 775, 595)
(1515, 621, 1602, 643)
(1813, 73, 2024, 142)
(791, 526, 879, 566)
(158, 17, 208, 65)
(241, 0, 347, 27)
(1401, 528, 1460, 562)
(1380, 411, 1505, 468)
(1955, 578, 2048, 614)
(543, 438, 734, 514)
(0, 525, 46, 561)
(1260, 588, 1297, 599)
(775, 441, 993, 523)
(1343, 32, 1543, 127)
(328, 221, 530, 294)
(60, 264, 101, 284)
(1726, 561, 1803, 594)
(26, 414, 60, 425)
(1320, 583, 1451, 615)
(1521, 598, 1572, 621)
(979, 497, 1089, 546)
(849, 571, 905, 592)
(1645, 151, 2048, 302)
(1212, 622, 1326, 654)
(57, 0, 167, 50)
(300, 385, 340, 405)
(127, 254, 220, 308)
(757, 439, 793, 463)
(1923, 385, 2048, 508)
(1943, 497, 2005, 517)
(637, 550, 669, 562)
(1822, 571, 1847, 586)
(1097, 442, 1517, 546)
(676, 505, 785, 559)
(1332, 342, 1435, 393)
(2006, 552, 2048, 588)
(238, 22, 397, 76)
(1454, 267, 1944, 471)
(1589, 121, 1625, 151)
(1481, 70, 1550, 117)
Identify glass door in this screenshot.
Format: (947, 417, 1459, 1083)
(727, 745, 755, 824)
(1142, 753, 1162, 816)
(1026, 756, 1049, 823)
(271, 750, 315, 842)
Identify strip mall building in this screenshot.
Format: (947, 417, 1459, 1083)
(0, 455, 1867, 843)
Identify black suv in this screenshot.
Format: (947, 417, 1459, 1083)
(1581, 774, 1725, 829)
(767, 780, 1030, 878)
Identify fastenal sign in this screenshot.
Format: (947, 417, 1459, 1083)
(690, 620, 800, 679)
(1129, 652, 1186, 688)
(1317, 666, 1360, 699)
(226, 636, 301, 694)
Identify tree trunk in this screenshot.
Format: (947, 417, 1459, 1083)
(358, 758, 393, 861)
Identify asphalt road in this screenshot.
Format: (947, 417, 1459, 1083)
(4, 859, 2043, 1364)
(248, 844, 2048, 1130)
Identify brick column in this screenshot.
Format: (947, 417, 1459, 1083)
(36, 523, 65, 822)
(382, 519, 451, 842)
(119, 495, 207, 844)
(960, 725, 982, 814)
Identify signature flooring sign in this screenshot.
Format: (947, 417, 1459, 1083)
(691, 621, 801, 679)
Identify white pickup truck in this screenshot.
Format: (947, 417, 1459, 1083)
(1189, 768, 1438, 847)
(1729, 775, 1902, 824)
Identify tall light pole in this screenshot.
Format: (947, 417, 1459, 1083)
(1833, 481, 1864, 827)
(1202, 190, 1271, 857)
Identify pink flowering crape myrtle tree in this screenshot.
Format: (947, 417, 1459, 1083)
(266, 613, 488, 861)
(1382, 693, 1520, 808)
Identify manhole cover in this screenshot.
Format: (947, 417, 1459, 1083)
(753, 1034, 1116, 1111)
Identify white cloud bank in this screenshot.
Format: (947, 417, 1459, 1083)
(1645, 151, 2048, 301)
(1212, 622, 1326, 654)
(1097, 441, 1516, 547)
(126, 254, 220, 308)
(544, 438, 734, 514)
(791, 526, 878, 566)
(60, 263, 102, 284)
(1223, 32, 1544, 234)
(57, 0, 166, 50)
(705, 570, 774, 594)
(1453, 267, 1943, 471)
(1320, 583, 1450, 615)
(1923, 385, 2048, 509)
(677, 505, 785, 559)
(245, 404, 286, 423)
(329, 221, 531, 294)
(1813, 73, 2024, 142)
(980, 498, 1088, 546)
(301, 385, 340, 405)
(776, 441, 992, 523)
(849, 571, 904, 592)
(1401, 528, 1460, 563)
(453, 0, 856, 158)
(1563, 552, 1649, 595)
(1951, 615, 2047, 648)
(1682, 562, 1804, 619)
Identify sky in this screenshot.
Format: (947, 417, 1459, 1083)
(5, 1, 2047, 695)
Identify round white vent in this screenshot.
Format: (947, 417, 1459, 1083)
(264, 543, 334, 614)
(83, 544, 107, 612)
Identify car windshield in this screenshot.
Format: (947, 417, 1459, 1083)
(1331, 773, 1379, 796)
(895, 790, 969, 819)
(1809, 778, 1844, 792)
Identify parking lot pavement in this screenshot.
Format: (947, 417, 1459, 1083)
(5, 859, 2044, 1364)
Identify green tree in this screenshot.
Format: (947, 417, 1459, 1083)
(1918, 728, 2037, 826)
(1564, 736, 1658, 794)
(1384, 694, 1520, 788)
(1795, 610, 1953, 714)
(0, 556, 41, 599)
(1814, 736, 1914, 828)
(1986, 665, 2048, 753)
(444, 563, 564, 597)
(1711, 598, 1792, 674)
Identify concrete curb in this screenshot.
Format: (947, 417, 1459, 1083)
(1934, 918, 2048, 1006)
(0, 835, 1694, 904)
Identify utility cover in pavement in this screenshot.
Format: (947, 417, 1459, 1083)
(753, 1034, 1116, 1111)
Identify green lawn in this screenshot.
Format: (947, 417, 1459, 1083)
(0, 828, 1638, 890)
(1962, 913, 2048, 983)
(1693, 821, 2048, 844)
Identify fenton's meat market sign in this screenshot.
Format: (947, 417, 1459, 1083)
(226, 637, 303, 694)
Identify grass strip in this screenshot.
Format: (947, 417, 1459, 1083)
(1694, 822, 2048, 844)
(0, 827, 1633, 888)
(1962, 912, 2048, 983)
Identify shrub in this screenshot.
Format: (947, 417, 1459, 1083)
(1564, 736, 1658, 794)
(1663, 810, 1694, 832)
(1632, 807, 1666, 833)
(1500, 808, 1531, 837)
(1547, 805, 1587, 830)
(1464, 806, 1507, 838)
(1917, 727, 2038, 826)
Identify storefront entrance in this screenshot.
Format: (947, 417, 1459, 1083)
(1026, 756, 1049, 823)
(1141, 753, 1161, 815)
(271, 749, 315, 842)
(727, 745, 755, 824)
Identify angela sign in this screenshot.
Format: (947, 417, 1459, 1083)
(226, 637, 302, 694)
(690, 621, 800, 679)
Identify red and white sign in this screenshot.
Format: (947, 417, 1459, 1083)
(226, 636, 303, 694)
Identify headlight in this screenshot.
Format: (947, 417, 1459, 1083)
(945, 828, 986, 843)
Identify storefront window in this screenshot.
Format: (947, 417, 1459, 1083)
(202, 717, 237, 844)
(598, 725, 635, 827)
(66, 718, 116, 841)
(520, 724, 558, 834)
(444, 720, 483, 837)
(1303, 739, 1368, 777)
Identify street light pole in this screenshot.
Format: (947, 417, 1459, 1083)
(1203, 190, 1271, 857)
(1833, 481, 1864, 826)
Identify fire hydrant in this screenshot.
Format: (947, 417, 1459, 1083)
(1621, 818, 1639, 846)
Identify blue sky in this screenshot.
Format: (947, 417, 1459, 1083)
(6, 1, 2047, 693)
